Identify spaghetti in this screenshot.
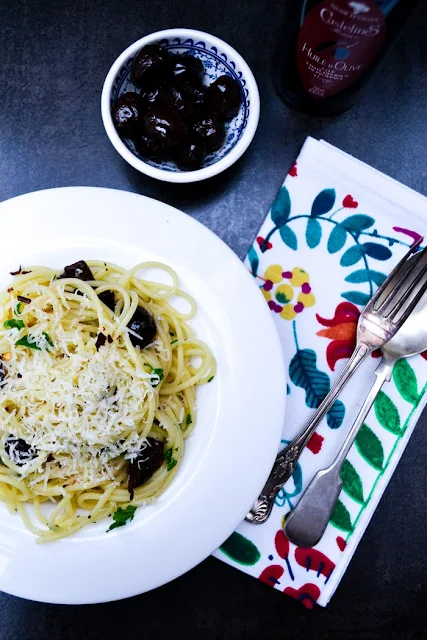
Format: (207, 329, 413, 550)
(0, 260, 215, 541)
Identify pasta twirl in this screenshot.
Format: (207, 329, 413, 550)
(0, 261, 215, 541)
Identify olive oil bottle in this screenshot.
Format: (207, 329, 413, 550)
(273, 0, 420, 115)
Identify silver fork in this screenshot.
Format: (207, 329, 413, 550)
(246, 239, 427, 525)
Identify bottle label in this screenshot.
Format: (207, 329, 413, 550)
(297, 0, 386, 99)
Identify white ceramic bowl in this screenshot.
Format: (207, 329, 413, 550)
(101, 28, 260, 183)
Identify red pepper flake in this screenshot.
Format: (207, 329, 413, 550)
(7, 288, 13, 293)
(107, 335, 113, 344)
(17, 295, 31, 304)
(10, 266, 31, 276)
(95, 333, 107, 351)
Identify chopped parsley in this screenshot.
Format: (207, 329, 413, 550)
(15, 336, 40, 350)
(15, 332, 54, 351)
(167, 458, 177, 471)
(15, 302, 23, 315)
(4, 319, 25, 330)
(186, 414, 192, 425)
(107, 505, 137, 532)
(171, 339, 178, 345)
(144, 364, 164, 387)
(151, 368, 164, 386)
(207, 376, 215, 383)
(43, 332, 54, 348)
(164, 448, 177, 471)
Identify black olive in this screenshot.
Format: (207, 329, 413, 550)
(193, 116, 225, 152)
(131, 44, 169, 90)
(144, 107, 187, 148)
(144, 85, 202, 122)
(168, 54, 204, 87)
(127, 307, 156, 348)
(5, 436, 37, 465)
(98, 290, 116, 311)
(0, 361, 4, 385)
(58, 261, 94, 281)
(95, 333, 107, 351)
(140, 86, 170, 110)
(206, 75, 242, 120)
(190, 84, 206, 113)
(128, 437, 164, 499)
(174, 136, 206, 171)
(134, 134, 169, 159)
(168, 86, 195, 120)
(112, 92, 145, 137)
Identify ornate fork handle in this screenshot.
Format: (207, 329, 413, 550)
(246, 441, 301, 523)
(246, 344, 369, 524)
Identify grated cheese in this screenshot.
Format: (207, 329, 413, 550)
(0, 326, 156, 486)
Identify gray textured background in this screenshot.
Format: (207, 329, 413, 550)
(1, 0, 427, 638)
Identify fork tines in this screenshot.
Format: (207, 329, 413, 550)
(372, 240, 427, 326)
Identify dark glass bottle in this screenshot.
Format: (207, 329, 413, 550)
(273, 0, 420, 116)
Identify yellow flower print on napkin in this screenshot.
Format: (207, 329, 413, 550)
(261, 265, 315, 320)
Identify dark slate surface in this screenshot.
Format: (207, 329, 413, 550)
(0, 0, 426, 638)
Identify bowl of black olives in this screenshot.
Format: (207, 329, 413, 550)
(101, 29, 260, 183)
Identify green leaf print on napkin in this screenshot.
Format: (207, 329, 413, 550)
(393, 359, 420, 406)
(310, 188, 336, 217)
(289, 349, 344, 429)
(340, 460, 364, 504)
(340, 245, 364, 267)
(341, 291, 371, 306)
(219, 532, 261, 566)
(306, 218, 322, 249)
(271, 186, 291, 226)
(327, 224, 347, 254)
(355, 424, 384, 471)
(326, 400, 345, 430)
(374, 391, 401, 434)
(290, 349, 328, 407)
(341, 215, 374, 231)
(248, 246, 259, 277)
(330, 499, 353, 533)
(344, 269, 386, 287)
(363, 243, 392, 261)
(280, 225, 298, 250)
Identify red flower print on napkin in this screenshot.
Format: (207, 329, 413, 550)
(307, 432, 324, 454)
(289, 162, 298, 177)
(259, 565, 284, 587)
(342, 195, 358, 208)
(336, 536, 347, 552)
(316, 302, 360, 371)
(284, 583, 320, 610)
(275, 530, 290, 559)
(295, 547, 335, 580)
(257, 236, 273, 252)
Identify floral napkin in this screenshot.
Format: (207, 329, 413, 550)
(213, 137, 427, 608)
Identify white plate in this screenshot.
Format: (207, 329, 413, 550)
(0, 187, 286, 604)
